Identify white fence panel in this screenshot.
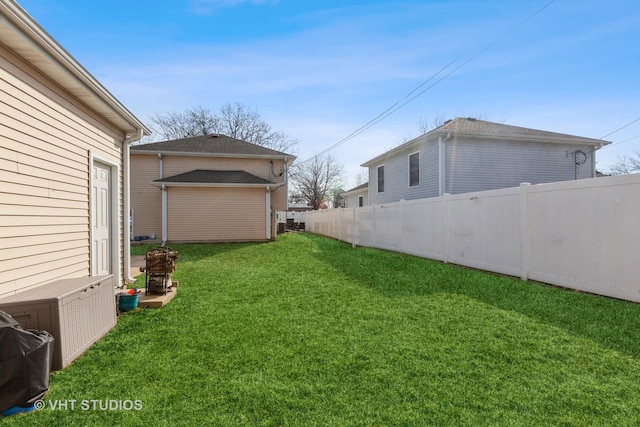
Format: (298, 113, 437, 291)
(373, 203, 403, 252)
(400, 197, 447, 260)
(337, 208, 353, 243)
(300, 174, 640, 303)
(355, 206, 374, 247)
(446, 188, 522, 277)
(527, 175, 640, 302)
(326, 209, 340, 240)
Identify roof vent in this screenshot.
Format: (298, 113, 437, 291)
(467, 117, 477, 121)
(209, 134, 220, 138)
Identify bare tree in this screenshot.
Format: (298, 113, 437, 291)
(330, 187, 346, 208)
(289, 155, 345, 210)
(355, 168, 369, 186)
(150, 103, 298, 154)
(607, 152, 640, 175)
(417, 114, 448, 135)
(151, 106, 219, 141)
(417, 113, 489, 135)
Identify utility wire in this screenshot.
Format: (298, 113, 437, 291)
(298, 0, 557, 165)
(601, 133, 640, 150)
(600, 115, 640, 140)
(304, 54, 464, 162)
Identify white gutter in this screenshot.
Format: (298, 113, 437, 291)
(150, 182, 275, 189)
(0, 2, 149, 135)
(123, 129, 143, 285)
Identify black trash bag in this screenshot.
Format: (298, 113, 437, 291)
(0, 310, 54, 413)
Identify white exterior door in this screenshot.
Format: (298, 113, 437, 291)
(92, 162, 111, 276)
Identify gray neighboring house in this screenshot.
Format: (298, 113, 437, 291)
(362, 117, 611, 205)
(342, 183, 369, 208)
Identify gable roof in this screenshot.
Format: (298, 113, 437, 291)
(132, 134, 295, 159)
(436, 118, 608, 144)
(0, 1, 149, 136)
(152, 169, 274, 187)
(342, 182, 368, 195)
(362, 117, 611, 167)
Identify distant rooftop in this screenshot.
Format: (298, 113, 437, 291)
(342, 182, 369, 194)
(131, 134, 294, 158)
(436, 117, 607, 144)
(152, 169, 273, 186)
(362, 117, 611, 167)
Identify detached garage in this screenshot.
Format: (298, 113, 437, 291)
(130, 135, 295, 243)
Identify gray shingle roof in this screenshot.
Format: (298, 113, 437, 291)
(362, 117, 610, 167)
(131, 134, 293, 158)
(154, 170, 273, 185)
(343, 182, 368, 194)
(436, 117, 607, 144)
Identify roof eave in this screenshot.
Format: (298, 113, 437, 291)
(150, 181, 276, 188)
(342, 188, 368, 196)
(0, 1, 150, 136)
(361, 133, 431, 167)
(451, 132, 611, 148)
(131, 150, 296, 161)
(361, 129, 611, 167)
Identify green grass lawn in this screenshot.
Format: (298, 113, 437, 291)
(5, 232, 640, 426)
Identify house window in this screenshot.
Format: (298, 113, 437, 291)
(358, 195, 364, 207)
(377, 165, 384, 193)
(409, 152, 419, 187)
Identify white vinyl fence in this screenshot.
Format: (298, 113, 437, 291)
(300, 174, 640, 303)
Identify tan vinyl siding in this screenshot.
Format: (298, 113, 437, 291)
(271, 185, 288, 211)
(130, 153, 162, 238)
(163, 155, 277, 179)
(131, 153, 290, 242)
(167, 187, 266, 242)
(0, 43, 125, 297)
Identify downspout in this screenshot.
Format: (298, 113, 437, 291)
(438, 133, 451, 196)
(158, 153, 168, 245)
(161, 184, 168, 245)
(123, 128, 143, 285)
(266, 185, 271, 239)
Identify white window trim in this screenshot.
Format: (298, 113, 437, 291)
(377, 164, 385, 193)
(408, 151, 420, 188)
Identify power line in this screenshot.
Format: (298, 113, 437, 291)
(298, 0, 557, 165)
(304, 53, 464, 161)
(600, 115, 640, 140)
(601, 133, 640, 150)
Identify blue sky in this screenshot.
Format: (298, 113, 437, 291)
(17, 0, 640, 187)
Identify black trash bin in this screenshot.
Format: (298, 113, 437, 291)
(0, 310, 54, 414)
